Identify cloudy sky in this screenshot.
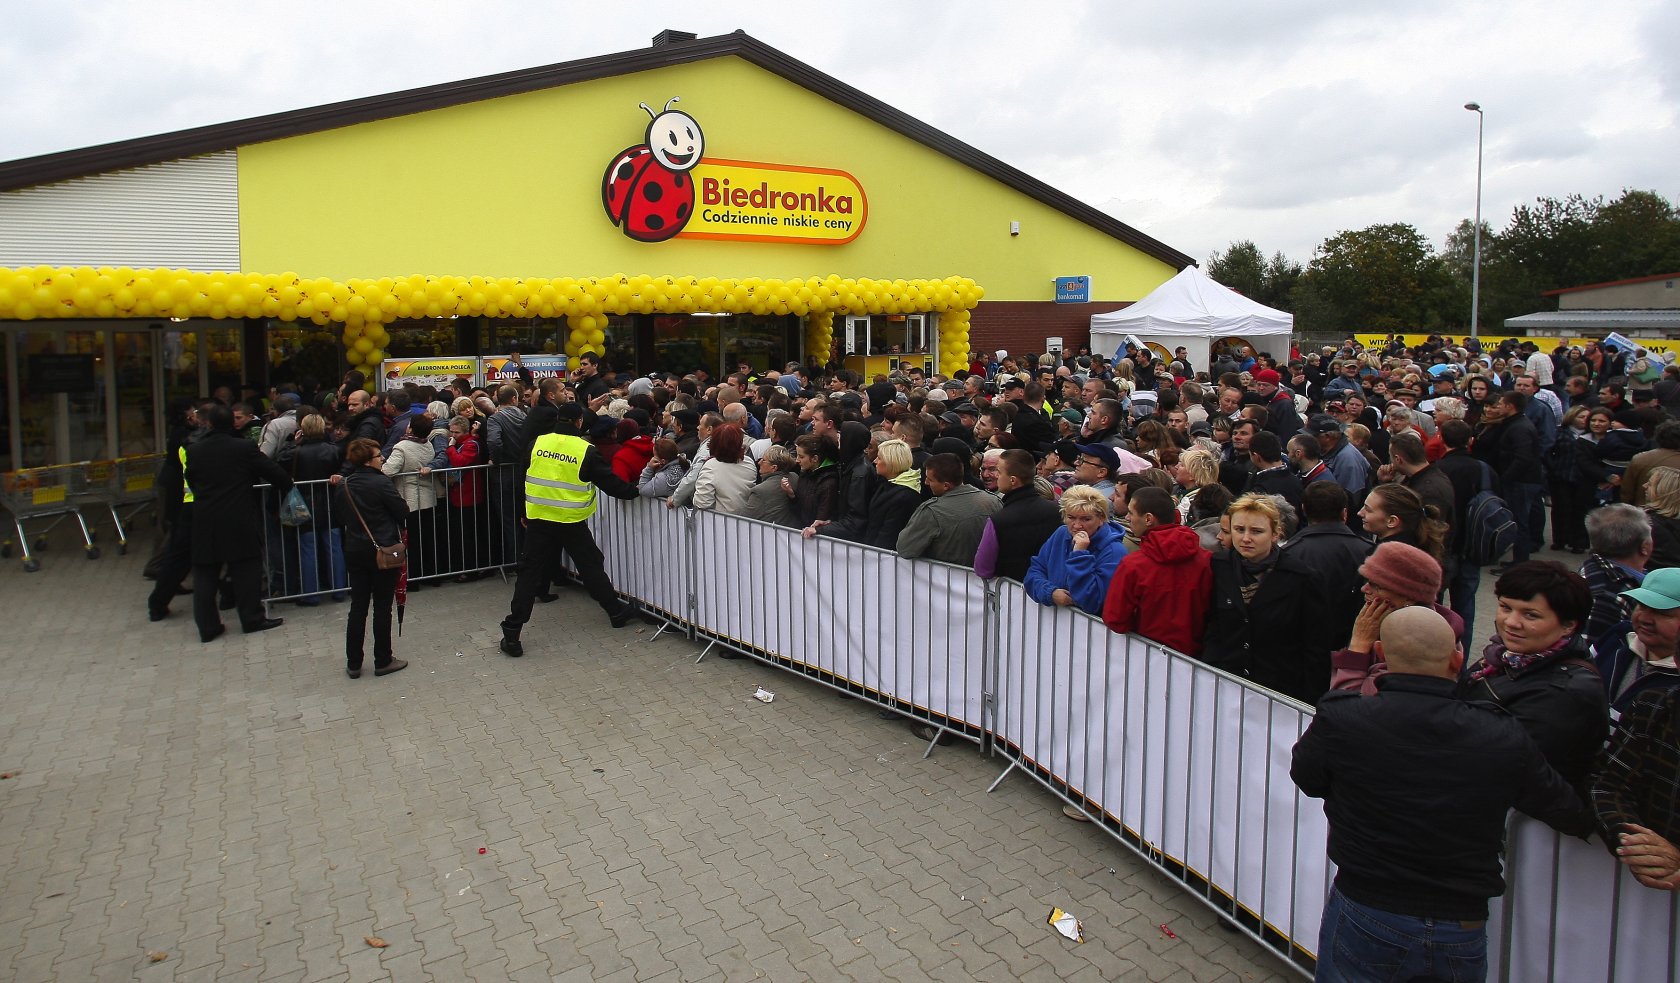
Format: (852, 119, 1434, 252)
(3, 0, 1674, 267)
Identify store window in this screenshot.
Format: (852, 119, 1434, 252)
(650, 314, 797, 377)
(203, 326, 242, 401)
(384, 318, 465, 358)
(482, 318, 561, 358)
(113, 330, 157, 456)
(722, 315, 796, 375)
(264, 321, 342, 390)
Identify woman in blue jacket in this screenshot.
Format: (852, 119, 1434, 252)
(1024, 486, 1129, 615)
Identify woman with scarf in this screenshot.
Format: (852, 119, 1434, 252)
(381, 414, 442, 580)
(1199, 494, 1321, 704)
(1458, 561, 1609, 790)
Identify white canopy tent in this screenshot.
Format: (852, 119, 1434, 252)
(1089, 266, 1294, 375)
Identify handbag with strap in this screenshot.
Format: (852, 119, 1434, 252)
(344, 473, 408, 570)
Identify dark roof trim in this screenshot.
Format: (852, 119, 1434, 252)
(1542, 271, 1680, 296)
(0, 31, 1195, 270)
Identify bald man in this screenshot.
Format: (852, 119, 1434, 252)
(1292, 607, 1592, 982)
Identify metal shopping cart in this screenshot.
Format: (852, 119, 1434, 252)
(77, 454, 163, 555)
(1, 464, 100, 572)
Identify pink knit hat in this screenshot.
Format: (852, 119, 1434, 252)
(1358, 541, 1442, 605)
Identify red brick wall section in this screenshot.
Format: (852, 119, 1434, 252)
(965, 301, 1132, 360)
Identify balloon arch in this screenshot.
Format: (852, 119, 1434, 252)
(0, 267, 985, 379)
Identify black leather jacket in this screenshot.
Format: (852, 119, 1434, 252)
(337, 468, 408, 553)
(1293, 674, 1593, 920)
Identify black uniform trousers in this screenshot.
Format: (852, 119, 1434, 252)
(502, 518, 620, 636)
(146, 503, 194, 616)
(194, 557, 264, 638)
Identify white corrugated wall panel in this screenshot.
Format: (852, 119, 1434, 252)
(0, 151, 240, 270)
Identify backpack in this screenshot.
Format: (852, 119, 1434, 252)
(1460, 462, 1519, 566)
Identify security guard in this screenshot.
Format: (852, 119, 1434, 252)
(500, 402, 641, 657)
(146, 403, 205, 621)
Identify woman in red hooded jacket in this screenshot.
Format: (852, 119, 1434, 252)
(443, 414, 486, 580)
(612, 414, 655, 483)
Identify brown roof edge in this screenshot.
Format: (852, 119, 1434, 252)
(1541, 270, 1680, 296)
(0, 30, 1195, 271)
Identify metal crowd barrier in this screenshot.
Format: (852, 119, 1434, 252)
(682, 507, 990, 754)
(2, 463, 100, 571)
(988, 578, 1327, 975)
(238, 463, 1674, 979)
(1490, 817, 1678, 982)
(258, 463, 511, 605)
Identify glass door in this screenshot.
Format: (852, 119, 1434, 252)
(60, 329, 109, 464)
(114, 329, 158, 456)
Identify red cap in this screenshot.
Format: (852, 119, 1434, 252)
(1253, 368, 1281, 384)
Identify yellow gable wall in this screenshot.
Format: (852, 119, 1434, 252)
(238, 56, 1177, 302)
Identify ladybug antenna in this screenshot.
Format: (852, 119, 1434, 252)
(664, 96, 682, 113)
(638, 102, 657, 121)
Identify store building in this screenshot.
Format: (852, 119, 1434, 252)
(0, 29, 1192, 470)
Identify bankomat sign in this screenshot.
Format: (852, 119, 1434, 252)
(601, 97, 866, 245)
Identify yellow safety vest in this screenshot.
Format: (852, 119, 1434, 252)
(179, 445, 194, 504)
(524, 433, 596, 523)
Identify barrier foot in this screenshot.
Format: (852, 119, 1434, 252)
(986, 761, 1018, 793)
(920, 726, 950, 760)
(651, 617, 675, 641)
(695, 639, 716, 665)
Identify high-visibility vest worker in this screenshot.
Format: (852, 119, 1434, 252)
(179, 445, 194, 504)
(523, 432, 596, 522)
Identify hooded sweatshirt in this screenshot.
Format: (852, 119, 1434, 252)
(1102, 520, 1213, 656)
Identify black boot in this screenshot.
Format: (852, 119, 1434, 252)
(499, 619, 524, 657)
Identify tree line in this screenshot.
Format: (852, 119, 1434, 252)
(1206, 189, 1680, 337)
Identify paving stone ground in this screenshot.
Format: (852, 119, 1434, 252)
(2, 520, 1335, 982)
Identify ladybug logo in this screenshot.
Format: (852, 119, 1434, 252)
(602, 97, 705, 243)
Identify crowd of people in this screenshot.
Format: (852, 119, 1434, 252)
(138, 333, 1680, 980)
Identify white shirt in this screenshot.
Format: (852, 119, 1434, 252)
(1526, 351, 1555, 385)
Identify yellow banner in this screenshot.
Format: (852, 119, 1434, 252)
(684, 158, 866, 245)
(1353, 334, 1680, 356)
(33, 486, 65, 505)
(378, 357, 479, 391)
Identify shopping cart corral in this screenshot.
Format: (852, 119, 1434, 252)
(78, 454, 163, 555)
(1, 464, 100, 571)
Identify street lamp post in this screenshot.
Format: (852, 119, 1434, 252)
(1465, 102, 1484, 340)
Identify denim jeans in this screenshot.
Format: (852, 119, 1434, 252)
(1315, 888, 1487, 983)
(1444, 555, 1481, 653)
(1502, 482, 1543, 563)
(298, 525, 346, 599)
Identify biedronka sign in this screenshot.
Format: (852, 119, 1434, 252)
(601, 97, 866, 246)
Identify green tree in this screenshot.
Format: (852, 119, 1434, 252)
(1478, 189, 1680, 329)
(1260, 251, 1303, 312)
(1208, 240, 1302, 312)
(1296, 223, 1456, 335)
(1207, 240, 1266, 300)
(1593, 189, 1680, 279)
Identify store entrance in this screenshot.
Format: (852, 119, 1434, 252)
(0, 320, 241, 471)
(649, 314, 799, 378)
